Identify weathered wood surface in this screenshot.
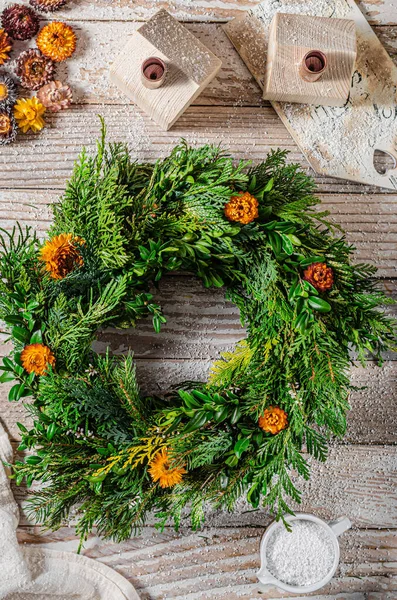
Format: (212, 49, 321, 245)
(38, 0, 397, 26)
(4, 104, 397, 196)
(0, 0, 396, 596)
(14, 21, 394, 108)
(12, 526, 397, 599)
(224, 0, 397, 189)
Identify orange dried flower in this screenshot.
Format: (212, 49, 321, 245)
(148, 448, 186, 488)
(37, 21, 76, 62)
(258, 406, 288, 435)
(39, 233, 84, 279)
(0, 29, 12, 65)
(303, 262, 334, 292)
(224, 191, 259, 225)
(21, 343, 55, 376)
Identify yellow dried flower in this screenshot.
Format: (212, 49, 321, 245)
(224, 191, 259, 225)
(258, 406, 288, 435)
(148, 448, 186, 488)
(39, 233, 84, 279)
(14, 97, 46, 133)
(37, 21, 76, 62)
(21, 343, 55, 376)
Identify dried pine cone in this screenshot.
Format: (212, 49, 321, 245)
(38, 80, 72, 111)
(30, 0, 67, 12)
(0, 29, 12, 65)
(303, 262, 334, 292)
(0, 72, 17, 111)
(16, 48, 55, 91)
(1, 3, 39, 40)
(0, 110, 17, 144)
(37, 21, 76, 62)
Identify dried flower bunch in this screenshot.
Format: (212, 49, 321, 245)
(1, 3, 39, 40)
(1, 127, 395, 543)
(0, 3, 76, 142)
(0, 29, 12, 65)
(37, 21, 76, 62)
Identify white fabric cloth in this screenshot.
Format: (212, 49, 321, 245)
(0, 424, 140, 600)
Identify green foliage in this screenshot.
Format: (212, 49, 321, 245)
(1, 121, 396, 545)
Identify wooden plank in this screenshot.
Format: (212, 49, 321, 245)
(2, 105, 397, 195)
(42, 0, 397, 26)
(12, 526, 397, 598)
(25, 22, 396, 108)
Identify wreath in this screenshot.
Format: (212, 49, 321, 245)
(1, 121, 395, 546)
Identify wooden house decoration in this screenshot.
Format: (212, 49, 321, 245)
(263, 13, 357, 106)
(110, 9, 222, 131)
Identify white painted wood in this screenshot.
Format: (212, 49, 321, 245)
(109, 10, 222, 130)
(224, 0, 397, 189)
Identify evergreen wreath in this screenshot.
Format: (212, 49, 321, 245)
(1, 121, 395, 546)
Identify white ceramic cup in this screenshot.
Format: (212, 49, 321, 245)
(257, 512, 352, 594)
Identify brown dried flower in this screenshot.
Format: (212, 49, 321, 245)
(303, 262, 334, 293)
(30, 0, 67, 12)
(1, 3, 39, 40)
(224, 191, 259, 225)
(38, 80, 72, 112)
(15, 48, 55, 91)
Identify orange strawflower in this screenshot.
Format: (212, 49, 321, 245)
(258, 406, 288, 435)
(0, 29, 12, 65)
(148, 448, 186, 488)
(39, 233, 84, 280)
(37, 22, 76, 62)
(21, 343, 55, 376)
(224, 191, 259, 225)
(303, 262, 334, 292)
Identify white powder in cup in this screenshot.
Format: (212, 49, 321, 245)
(265, 519, 335, 586)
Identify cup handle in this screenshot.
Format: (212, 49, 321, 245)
(328, 516, 352, 537)
(257, 567, 279, 588)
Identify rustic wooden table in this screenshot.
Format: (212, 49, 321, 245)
(0, 1, 396, 598)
